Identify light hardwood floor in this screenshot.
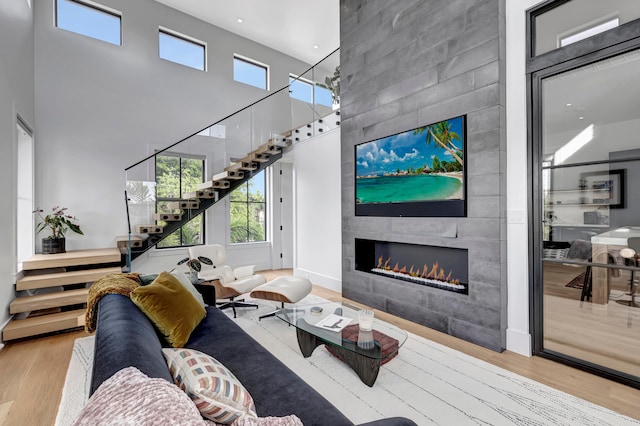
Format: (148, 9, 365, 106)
(543, 262, 640, 378)
(1, 269, 639, 425)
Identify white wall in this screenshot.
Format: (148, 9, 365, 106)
(0, 0, 34, 344)
(293, 129, 342, 291)
(32, 0, 318, 271)
(505, 0, 545, 356)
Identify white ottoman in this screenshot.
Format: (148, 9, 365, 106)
(250, 276, 312, 320)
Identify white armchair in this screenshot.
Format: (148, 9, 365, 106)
(188, 244, 265, 317)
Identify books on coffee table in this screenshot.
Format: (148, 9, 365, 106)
(314, 314, 352, 332)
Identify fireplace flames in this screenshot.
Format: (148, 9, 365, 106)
(373, 255, 465, 291)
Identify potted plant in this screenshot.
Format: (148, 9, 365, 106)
(324, 65, 340, 108)
(175, 256, 213, 284)
(33, 206, 83, 254)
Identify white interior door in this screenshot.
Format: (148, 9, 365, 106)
(279, 162, 294, 268)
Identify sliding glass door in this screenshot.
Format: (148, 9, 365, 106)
(529, 0, 640, 386)
(537, 48, 640, 382)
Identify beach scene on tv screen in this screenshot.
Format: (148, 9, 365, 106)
(356, 116, 464, 204)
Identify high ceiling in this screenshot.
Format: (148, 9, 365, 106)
(153, 0, 339, 65)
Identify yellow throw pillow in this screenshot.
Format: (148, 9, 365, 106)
(130, 271, 206, 347)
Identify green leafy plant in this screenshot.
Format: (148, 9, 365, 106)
(176, 256, 213, 273)
(33, 206, 84, 239)
(324, 65, 340, 105)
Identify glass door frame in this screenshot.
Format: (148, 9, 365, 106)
(527, 1, 640, 388)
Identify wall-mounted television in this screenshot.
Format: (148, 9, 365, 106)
(355, 115, 466, 217)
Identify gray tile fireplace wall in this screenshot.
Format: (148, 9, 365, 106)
(340, 0, 507, 351)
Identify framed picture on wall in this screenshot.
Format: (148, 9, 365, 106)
(580, 169, 625, 208)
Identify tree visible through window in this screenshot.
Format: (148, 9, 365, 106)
(230, 171, 266, 244)
(155, 154, 205, 248)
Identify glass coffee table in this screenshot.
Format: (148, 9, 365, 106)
(275, 302, 408, 386)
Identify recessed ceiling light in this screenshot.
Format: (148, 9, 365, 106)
(313, 45, 319, 49)
(578, 116, 584, 120)
(237, 18, 243, 23)
(566, 103, 572, 106)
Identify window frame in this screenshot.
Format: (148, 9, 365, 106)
(526, 0, 640, 70)
(55, 0, 122, 46)
(154, 152, 206, 249)
(158, 26, 207, 71)
(289, 74, 334, 107)
(527, 0, 640, 389)
(289, 74, 314, 103)
(228, 169, 268, 245)
(233, 54, 270, 90)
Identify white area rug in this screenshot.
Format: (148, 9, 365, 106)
(55, 335, 94, 426)
(56, 296, 640, 425)
(231, 295, 640, 426)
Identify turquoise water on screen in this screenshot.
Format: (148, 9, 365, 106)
(356, 174, 462, 204)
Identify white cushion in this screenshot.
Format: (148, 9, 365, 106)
(227, 274, 266, 294)
(234, 265, 256, 279)
(251, 276, 312, 304)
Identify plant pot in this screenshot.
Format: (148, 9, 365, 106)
(42, 237, 66, 254)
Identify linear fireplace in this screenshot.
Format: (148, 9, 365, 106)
(355, 239, 469, 294)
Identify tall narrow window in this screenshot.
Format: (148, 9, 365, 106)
(56, 0, 121, 45)
(230, 171, 266, 244)
(155, 153, 205, 248)
(234, 56, 269, 90)
(159, 28, 206, 71)
(16, 119, 34, 267)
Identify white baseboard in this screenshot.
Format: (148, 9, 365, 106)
(294, 268, 342, 293)
(0, 316, 12, 350)
(506, 328, 532, 356)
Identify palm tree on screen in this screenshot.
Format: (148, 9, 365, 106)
(414, 120, 463, 166)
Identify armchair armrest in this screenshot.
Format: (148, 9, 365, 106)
(233, 265, 256, 279)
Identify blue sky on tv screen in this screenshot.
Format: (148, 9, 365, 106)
(356, 116, 464, 176)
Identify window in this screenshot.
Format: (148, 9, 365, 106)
(289, 75, 334, 107)
(16, 118, 34, 267)
(230, 170, 266, 244)
(234, 56, 269, 90)
(56, 0, 121, 45)
(155, 153, 205, 248)
(159, 28, 206, 71)
(315, 84, 333, 107)
(289, 76, 313, 103)
(532, 0, 640, 56)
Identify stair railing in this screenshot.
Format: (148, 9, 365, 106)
(122, 48, 340, 259)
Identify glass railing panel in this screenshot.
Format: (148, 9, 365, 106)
(123, 48, 339, 256)
(248, 87, 294, 152)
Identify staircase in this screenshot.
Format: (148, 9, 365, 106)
(121, 109, 341, 262)
(3, 248, 121, 340)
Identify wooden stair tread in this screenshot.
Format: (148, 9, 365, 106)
(224, 163, 243, 172)
(16, 266, 121, 291)
(116, 235, 142, 242)
(197, 180, 230, 190)
(10, 288, 89, 314)
(22, 248, 120, 270)
(238, 161, 258, 171)
(2, 309, 85, 341)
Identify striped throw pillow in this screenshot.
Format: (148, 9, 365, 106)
(162, 348, 258, 424)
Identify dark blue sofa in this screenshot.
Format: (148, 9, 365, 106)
(91, 293, 416, 426)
